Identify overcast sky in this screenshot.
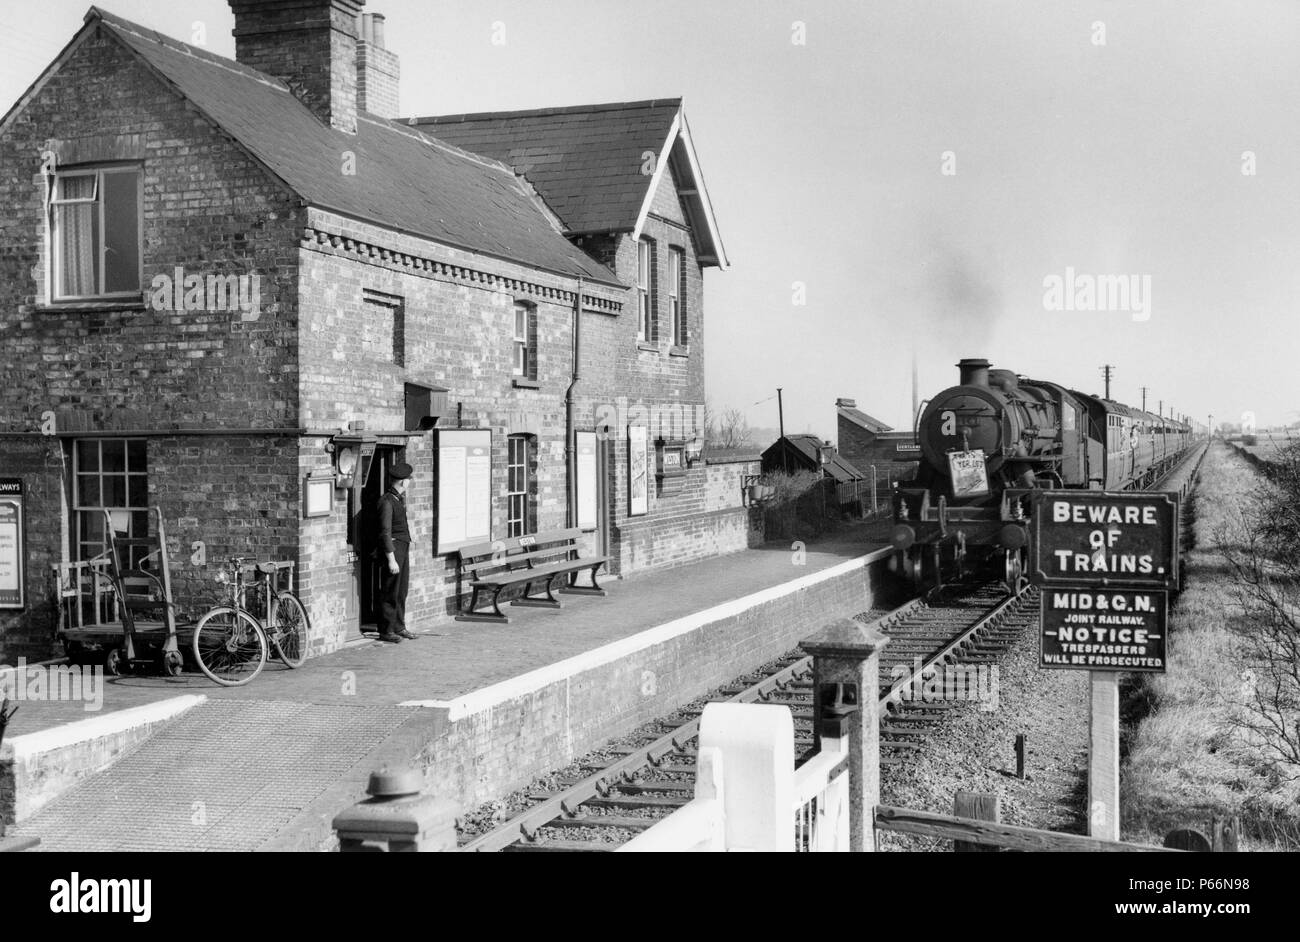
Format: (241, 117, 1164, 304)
(5, 1, 1298, 435)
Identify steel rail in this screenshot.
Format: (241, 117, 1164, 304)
(461, 583, 1022, 852)
(458, 654, 815, 852)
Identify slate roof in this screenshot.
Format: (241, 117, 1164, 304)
(837, 405, 893, 434)
(762, 434, 867, 484)
(81, 8, 621, 286)
(412, 100, 682, 237)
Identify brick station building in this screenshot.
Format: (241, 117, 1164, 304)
(0, 2, 752, 662)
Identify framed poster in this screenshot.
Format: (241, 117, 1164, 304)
(576, 431, 598, 531)
(304, 476, 334, 518)
(628, 425, 649, 516)
(437, 429, 493, 553)
(0, 479, 25, 609)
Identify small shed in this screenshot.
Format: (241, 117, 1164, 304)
(760, 434, 866, 484)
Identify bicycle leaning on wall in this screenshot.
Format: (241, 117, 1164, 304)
(191, 558, 310, 687)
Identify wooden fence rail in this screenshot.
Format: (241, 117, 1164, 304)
(875, 805, 1177, 852)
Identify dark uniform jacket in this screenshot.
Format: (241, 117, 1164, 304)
(378, 487, 410, 553)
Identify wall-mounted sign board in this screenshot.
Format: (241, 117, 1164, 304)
(1030, 491, 1178, 590)
(628, 425, 648, 517)
(576, 431, 598, 531)
(0, 478, 26, 610)
(304, 476, 334, 518)
(437, 429, 492, 553)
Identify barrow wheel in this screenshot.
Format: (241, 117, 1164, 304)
(161, 649, 184, 677)
(104, 647, 122, 676)
(268, 592, 310, 668)
(192, 607, 267, 687)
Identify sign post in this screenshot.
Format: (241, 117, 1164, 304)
(1030, 490, 1178, 842)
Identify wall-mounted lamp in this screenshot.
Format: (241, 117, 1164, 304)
(330, 426, 377, 489)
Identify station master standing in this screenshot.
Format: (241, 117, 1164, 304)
(376, 461, 417, 642)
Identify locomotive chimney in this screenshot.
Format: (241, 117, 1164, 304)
(957, 358, 990, 387)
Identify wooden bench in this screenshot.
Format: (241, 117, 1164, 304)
(456, 527, 609, 623)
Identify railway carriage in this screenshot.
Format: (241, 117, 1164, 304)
(891, 358, 1195, 587)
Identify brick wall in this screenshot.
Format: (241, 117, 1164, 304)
(0, 28, 303, 660)
(573, 164, 713, 576)
(837, 418, 920, 484)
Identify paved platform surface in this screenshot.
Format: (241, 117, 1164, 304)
(10, 700, 416, 851)
(7, 525, 890, 737)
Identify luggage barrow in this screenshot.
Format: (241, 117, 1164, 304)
(55, 507, 190, 677)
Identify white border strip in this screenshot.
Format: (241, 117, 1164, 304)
(403, 548, 889, 721)
(2, 695, 206, 761)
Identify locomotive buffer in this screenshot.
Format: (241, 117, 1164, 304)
(1029, 490, 1178, 841)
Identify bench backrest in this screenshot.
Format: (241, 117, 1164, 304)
(457, 528, 587, 579)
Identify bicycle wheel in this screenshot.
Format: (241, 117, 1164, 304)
(192, 607, 267, 687)
(269, 592, 310, 668)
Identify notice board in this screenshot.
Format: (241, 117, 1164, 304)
(0, 478, 25, 609)
(628, 425, 649, 516)
(436, 429, 492, 553)
(1041, 588, 1167, 673)
(576, 431, 598, 531)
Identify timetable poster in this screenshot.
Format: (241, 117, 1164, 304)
(0, 479, 24, 609)
(577, 431, 598, 531)
(629, 425, 648, 516)
(436, 430, 493, 553)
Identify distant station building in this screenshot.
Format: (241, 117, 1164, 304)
(0, 1, 755, 660)
(835, 398, 920, 484)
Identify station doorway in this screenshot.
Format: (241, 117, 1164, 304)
(348, 444, 404, 637)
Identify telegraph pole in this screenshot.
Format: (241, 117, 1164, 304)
(776, 387, 785, 441)
(1100, 364, 1114, 400)
(1158, 399, 1163, 419)
(1140, 386, 1148, 412)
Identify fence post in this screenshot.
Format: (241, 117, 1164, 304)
(953, 791, 1001, 852)
(698, 702, 794, 852)
(801, 617, 889, 851)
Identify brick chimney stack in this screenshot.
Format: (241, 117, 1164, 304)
(357, 12, 400, 118)
(228, 0, 364, 133)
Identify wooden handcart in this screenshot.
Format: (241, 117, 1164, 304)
(54, 506, 187, 677)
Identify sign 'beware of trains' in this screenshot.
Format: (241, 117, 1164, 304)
(1030, 490, 1178, 675)
(1029, 491, 1178, 590)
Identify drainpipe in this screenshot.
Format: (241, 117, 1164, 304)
(565, 279, 583, 527)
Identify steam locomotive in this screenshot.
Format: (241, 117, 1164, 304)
(891, 358, 1195, 587)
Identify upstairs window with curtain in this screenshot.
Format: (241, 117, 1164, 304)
(50, 166, 141, 301)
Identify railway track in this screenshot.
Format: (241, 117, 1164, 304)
(457, 580, 1039, 852)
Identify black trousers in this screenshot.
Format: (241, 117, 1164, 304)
(378, 541, 410, 634)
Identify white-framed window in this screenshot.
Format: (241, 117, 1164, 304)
(506, 435, 533, 537)
(513, 301, 536, 379)
(73, 438, 149, 566)
(637, 237, 655, 341)
(49, 165, 142, 301)
(669, 246, 685, 347)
